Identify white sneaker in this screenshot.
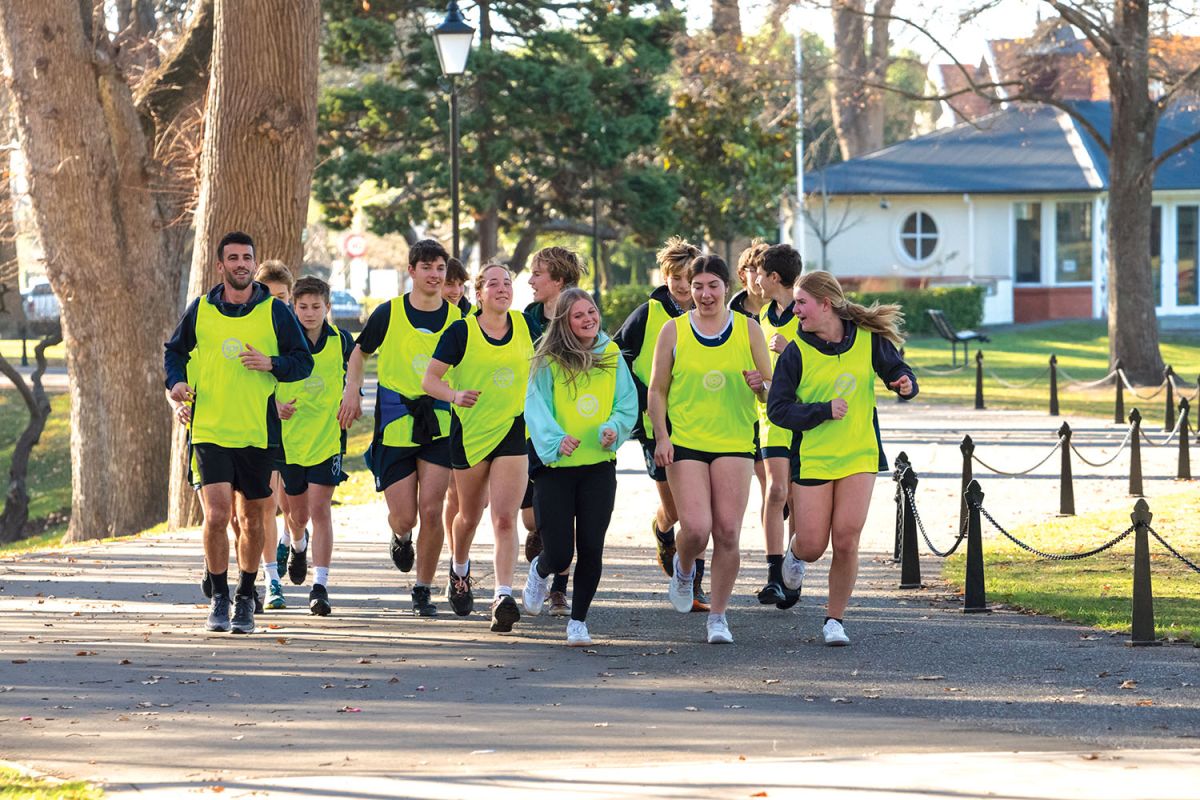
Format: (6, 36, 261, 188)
(667, 554, 694, 613)
(782, 537, 807, 590)
(822, 618, 850, 646)
(706, 615, 733, 644)
(522, 556, 551, 616)
(566, 619, 592, 646)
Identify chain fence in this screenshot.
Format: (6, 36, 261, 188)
(970, 435, 1064, 476)
(1068, 423, 1134, 467)
(1139, 412, 1187, 447)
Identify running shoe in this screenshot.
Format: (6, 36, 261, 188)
(653, 518, 675, 577)
(757, 581, 786, 605)
(822, 618, 850, 646)
(490, 594, 521, 632)
(548, 591, 570, 617)
(411, 585, 437, 617)
(201, 568, 213, 599)
(691, 559, 710, 613)
(230, 593, 256, 634)
(776, 584, 800, 610)
(706, 615, 733, 644)
(782, 537, 806, 591)
(448, 567, 475, 617)
(266, 580, 286, 610)
(287, 535, 308, 585)
(255, 588, 264, 614)
(275, 538, 289, 572)
(522, 556, 551, 616)
(524, 528, 543, 563)
(205, 594, 231, 632)
(667, 554, 694, 613)
(390, 533, 415, 573)
(309, 583, 331, 617)
(566, 619, 592, 647)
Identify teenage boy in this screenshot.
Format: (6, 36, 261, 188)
(338, 239, 462, 616)
(443, 257, 473, 316)
(165, 231, 313, 634)
(275, 276, 355, 615)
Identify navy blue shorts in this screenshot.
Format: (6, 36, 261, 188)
(281, 454, 348, 496)
(372, 439, 452, 492)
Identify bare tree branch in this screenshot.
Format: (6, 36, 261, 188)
(1155, 60, 1200, 113)
(1148, 128, 1200, 175)
(1041, 0, 1115, 58)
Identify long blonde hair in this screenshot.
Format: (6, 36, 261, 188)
(533, 287, 616, 394)
(797, 270, 905, 346)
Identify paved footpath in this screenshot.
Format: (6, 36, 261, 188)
(1, 402, 1197, 798)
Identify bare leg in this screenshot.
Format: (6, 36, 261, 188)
(761, 457, 789, 556)
(234, 494, 272, 580)
(665, 460, 712, 575)
(654, 480, 679, 532)
(451, 461, 492, 565)
(486, 455, 528, 592)
(789, 482, 835, 563)
(201, 483, 234, 576)
(705, 457, 753, 615)
(414, 460, 451, 585)
(827, 473, 875, 619)
(306, 485, 336, 569)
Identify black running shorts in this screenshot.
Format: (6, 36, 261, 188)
(191, 444, 275, 500)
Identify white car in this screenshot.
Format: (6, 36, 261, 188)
(23, 282, 60, 323)
(330, 290, 363, 331)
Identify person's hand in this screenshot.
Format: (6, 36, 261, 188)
(769, 334, 788, 354)
(830, 398, 848, 420)
(277, 398, 297, 421)
(654, 437, 674, 468)
(888, 375, 913, 397)
(172, 401, 191, 426)
(600, 428, 617, 449)
(239, 343, 273, 372)
(168, 382, 194, 404)
(559, 435, 581, 457)
(337, 389, 362, 429)
(742, 369, 765, 393)
(453, 389, 481, 408)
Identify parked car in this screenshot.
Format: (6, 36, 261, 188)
(330, 290, 363, 331)
(23, 283, 60, 322)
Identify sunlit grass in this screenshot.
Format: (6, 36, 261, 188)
(0, 766, 102, 799)
(0, 337, 67, 366)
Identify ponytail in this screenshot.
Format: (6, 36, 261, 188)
(796, 271, 905, 347)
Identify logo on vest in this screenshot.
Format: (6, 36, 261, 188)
(576, 394, 599, 418)
(304, 375, 325, 397)
(702, 370, 726, 392)
(222, 338, 242, 359)
(834, 372, 857, 397)
(492, 367, 515, 388)
(411, 353, 432, 375)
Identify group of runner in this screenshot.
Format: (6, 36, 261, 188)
(164, 230, 917, 647)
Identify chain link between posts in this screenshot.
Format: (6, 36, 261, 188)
(1148, 527, 1200, 575)
(1056, 366, 1119, 390)
(1138, 411, 1187, 447)
(1069, 424, 1135, 467)
(971, 435, 1065, 476)
(984, 365, 1050, 390)
(902, 484, 967, 558)
(973, 500, 1136, 561)
(1118, 369, 1169, 400)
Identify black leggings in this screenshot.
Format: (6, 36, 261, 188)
(532, 460, 617, 622)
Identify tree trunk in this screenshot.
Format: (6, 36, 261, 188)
(829, 0, 891, 159)
(711, 0, 741, 41)
(167, 0, 320, 529)
(1106, 0, 1163, 384)
(0, 333, 59, 543)
(0, 0, 176, 542)
(0, 85, 24, 338)
(508, 225, 541, 274)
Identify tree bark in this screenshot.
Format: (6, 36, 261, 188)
(167, 0, 320, 528)
(0, 0, 176, 541)
(829, 0, 892, 159)
(711, 0, 741, 41)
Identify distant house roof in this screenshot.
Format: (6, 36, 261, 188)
(806, 101, 1200, 196)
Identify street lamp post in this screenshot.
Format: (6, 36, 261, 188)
(432, 1, 474, 260)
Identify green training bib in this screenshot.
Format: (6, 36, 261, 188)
(668, 312, 756, 454)
(450, 311, 533, 467)
(548, 340, 620, 468)
(279, 326, 345, 467)
(793, 326, 879, 480)
(377, 295, 461, 447)
(631, 300, 674, 435)
(757, 301, 800, 452)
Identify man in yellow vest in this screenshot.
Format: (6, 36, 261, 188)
(165, 231, 314, 635)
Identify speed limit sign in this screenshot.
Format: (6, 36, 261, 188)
(343, 233, 367, 258)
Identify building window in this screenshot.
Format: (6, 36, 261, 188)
(1055, 201, 1093, 283)
(900, 212, 938, 261)
(1179, 206, 1198, 307)
(1150, 206, 1162, 306)
(1014, 202, 1041, 284)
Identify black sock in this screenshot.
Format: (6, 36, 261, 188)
(695, 558, 705, 582)
(236, 570, 256, 598)
(655, 524, 675, 547)
(211, 571, 229, 598)
(824, 616, 843, 625)
(766, 554, 783, 584)
(550, 573, 569, 593)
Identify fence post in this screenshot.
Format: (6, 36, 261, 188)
(1129, 499, 1159, 647)
(899, 466, 923, 589)
(1164, 366, 1175, 433)
(1049, 354, 1060, 416)
(892, 451, 910, 562)
(959, 435, 974, 538)
(1058, 421, 1075, 516)
(974, 350, 985, 411)
(1129, 408, 1144, 498)
(1178, 398, 1192, 481)
(19, 322, 29, 368)
(963, 480, 989, 614)
(1113, 358, 1124, 425)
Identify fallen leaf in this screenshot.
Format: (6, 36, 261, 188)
(915, 675, 944, 681)
(118, 659, 131, 666)
(276, 638, 288, 645)
(763, 679, 780, 685)
(1135, 699, 1154, 707)
(388, 677, 400, 684)
(75, 651, 96, 657)
(831, 697, 851, 704)
(337, 706, 362, 713)
(1120, 680, 1138, 690)
(11, 660, 27, 665)
(357, 658, 372, 664)
(751, 793, 768, 798)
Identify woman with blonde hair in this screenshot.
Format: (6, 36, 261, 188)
(767, 270, 917, 646)
(521, 288, 637, 644)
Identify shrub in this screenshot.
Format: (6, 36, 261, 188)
(601, 284, 654, 334)
(847, 286, 984, 336)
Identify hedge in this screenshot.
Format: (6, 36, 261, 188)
(601, 284, 653, 334)
(848, 286, 984, 336)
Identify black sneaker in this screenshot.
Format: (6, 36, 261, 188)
(653, 518, 676, 577)
(757, 581, 786, 605)
(309, 583, 331, 616)
(205, 594, 231, 632)
(776, 584, 800, 610)
(690, 559, 710, 613)
(447, 567, 474, 617)
(390, 534, 415, 573)
(275, 538, 289, 572)
(254, 588, 264, 614)
(230, 594, 256, 634)
(490, 594, 520, 632)
(201, 568, 213, 599)
(412, 585, 437, 617)
(287, 536, 308, 585)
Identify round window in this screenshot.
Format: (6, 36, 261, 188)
(900, 212, 938, 261)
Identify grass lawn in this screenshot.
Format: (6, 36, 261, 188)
(943, 489, 1200, 641)
(0, 766, 102, 799)
(0, 390, 72, 530)
(0, 337, 66, 366)
(902, 320, 1200, 420)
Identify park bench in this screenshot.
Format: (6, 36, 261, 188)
(927, 309, 989, 366)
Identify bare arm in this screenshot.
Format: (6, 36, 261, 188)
(647, 321, 677, 467)
(422, 359, 479, 408)
(337, 345, 366, 428)
(744, 319, 773, 402)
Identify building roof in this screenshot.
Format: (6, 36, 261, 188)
(806, 101, 1200, 196)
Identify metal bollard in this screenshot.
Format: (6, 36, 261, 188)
(1113, 358, 1124, 425)
(959, 435, 974, 538)
(1164, 366, 1175, 433)
(899, 466, 923, 589)
(1179, 399, 1192, 481)
(19, 322, 29, 368)
(1129, 499, 1159, 647)
(1049, 354, 1060, 416)
(963, 480, 990, 614)
(1129, 408, 1144, 498)
(1058, 421, 1075, 516)
(892, 451, 910, 562)
(974, 350, 985, 411)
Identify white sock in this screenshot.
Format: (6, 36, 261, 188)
(495, 585, 512, 599)
(674, 555, 695, 581)
(264, 562, 280, 584)
(278, 528, 288, 546)
(453, 560, 470, 577)
(314, 566, 329, 586)
(291, 533, 308, 553)
(394, 530, 412, 543)
(707, 612, 726, 625)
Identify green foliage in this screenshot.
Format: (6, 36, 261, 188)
(0, 766, 103, 799)
(849, 286, 984, 335)
(0, 390, 71, 532)
(601, 284, 652, 334)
